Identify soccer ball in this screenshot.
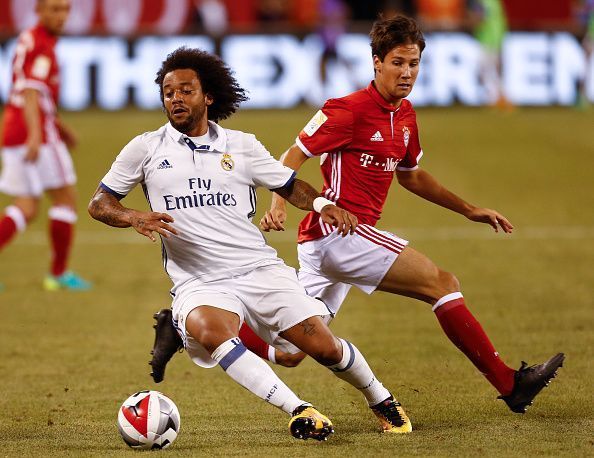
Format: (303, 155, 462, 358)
(117, 390, 180, 450)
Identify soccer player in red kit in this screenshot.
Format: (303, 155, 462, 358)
(150, 15, 564, 417)
(0, 0, 91, 290)
(258, 15, 564, 414)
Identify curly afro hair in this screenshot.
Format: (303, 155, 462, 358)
(155, 47, 248, 122)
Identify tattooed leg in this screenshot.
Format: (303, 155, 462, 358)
(280, 315, 392, 407)
(299, 319, 317, 336)
(280, 316, 342, 366)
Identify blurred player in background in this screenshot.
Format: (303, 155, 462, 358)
(468, 0, 512, 109)
(318, 0, 350, 90)
(193, 0, 229, 37)
(0, 0, 91, 291)
(91, 47, 413, 438)
(257, 15, 564, 414)
(576, 0, 594, 108)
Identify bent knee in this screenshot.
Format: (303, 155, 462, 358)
(423, 270, 461, 304)
(187, 326, 222, 354)
(308, 337, 342, 366)
(438, 270, 460, 293)
(11, 204, 39, 222)
(185, 311, 237, 354)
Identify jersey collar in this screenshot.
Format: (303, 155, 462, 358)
(34, 23, 58, 46)
(366, 81, 401, 113)
(166, 121, 228, 153)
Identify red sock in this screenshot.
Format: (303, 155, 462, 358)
(0, 215, 18, 251)
(434, 294, 515, 395)
(239, 323, 272, 361)
(49, 219, 73, 276)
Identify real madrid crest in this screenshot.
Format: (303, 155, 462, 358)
(402, 126, 410, 147)
(221, 153, 234, 171)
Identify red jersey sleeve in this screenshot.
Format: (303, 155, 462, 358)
(18, 32, 53, 92)
(296, 98, 353, 157)
(396, 112, 424, 171)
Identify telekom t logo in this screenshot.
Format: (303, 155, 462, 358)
(360, 153, 374, 167)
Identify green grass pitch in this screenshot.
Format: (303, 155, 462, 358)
(0, 106, 592, 456)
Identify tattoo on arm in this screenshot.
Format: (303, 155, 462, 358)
(88, 188, 134, 228)
(274, 179, 318, 211)
(299, 319, 317, 336)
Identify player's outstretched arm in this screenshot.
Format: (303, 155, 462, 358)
(88, 187, 179, 242)
(396, 168, 513, 233)
(462, 206, 514, 233)
(272, 178, 357, 236)
(260, 144, 310, 232)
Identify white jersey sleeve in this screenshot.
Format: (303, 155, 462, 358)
(250, 137, 295, 190)
(100, 135, 148, 198)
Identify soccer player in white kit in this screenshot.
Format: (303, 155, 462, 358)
(89, 47, 412, 439)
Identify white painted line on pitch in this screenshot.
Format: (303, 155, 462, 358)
(11, 225, 594, 245)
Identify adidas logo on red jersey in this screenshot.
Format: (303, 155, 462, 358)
(370, 131, 384, 142)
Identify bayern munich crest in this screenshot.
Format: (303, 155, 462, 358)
(403, 126, 410, 147)
(221, 153, 234, 171)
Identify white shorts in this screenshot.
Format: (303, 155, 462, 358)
(0, 143, 76, 197)
(297, 224, 409, 316)
(172, 263, 328, 368)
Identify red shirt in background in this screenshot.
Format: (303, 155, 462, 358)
(2, 23, 61, 147)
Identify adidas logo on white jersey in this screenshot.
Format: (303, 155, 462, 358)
(370, 131, 384, 142)
(157, 159, 173, 169)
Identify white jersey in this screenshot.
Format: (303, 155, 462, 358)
(100, 121, 295, 293)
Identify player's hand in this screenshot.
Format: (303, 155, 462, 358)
(321, 205, 358, 236)
(260, 207, 287, 232)
(466, 207, 513, 233)
(130, 211, 179, 242)
(24, 136, 41, 162)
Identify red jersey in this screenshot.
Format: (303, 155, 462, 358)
(296, 82, 423, 243)
(1, 24, 61, 147)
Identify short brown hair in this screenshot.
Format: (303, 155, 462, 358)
(370, 15, 426, 61)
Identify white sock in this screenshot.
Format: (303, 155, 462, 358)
(5, 205, 27, 232)
(211, 338, 307, 415)
(48, 205, 77, 223)
(326, 338, 391, 406)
